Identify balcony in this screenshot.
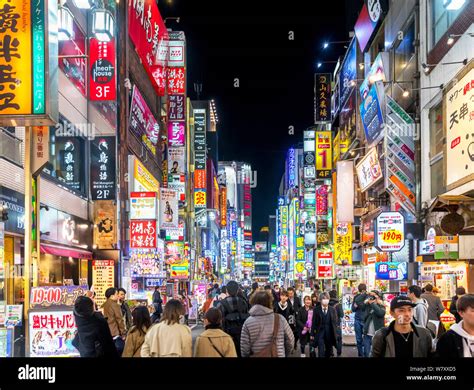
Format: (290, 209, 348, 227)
(0, 128, 22, 166)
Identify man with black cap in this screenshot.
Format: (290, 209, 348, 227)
(371, 295, 433, 357)
(217, 280, 249, 357)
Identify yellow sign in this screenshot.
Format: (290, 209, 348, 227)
(316, 131, 332, 178)
(333, 132, 340, 164)
(334, 223, 352, 265)
(194, 191, 207, 207)
(0, 0, 32, 115)
(134, 159, 159, 192)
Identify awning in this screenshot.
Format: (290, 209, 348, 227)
(429, 195, 474, 213)
(40, 244, 93, 259)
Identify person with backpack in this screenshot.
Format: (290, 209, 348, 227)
(408, 285, 429, 328)
(436, 294, 474, 358)
(194, 308, 237, 357)
(362, 290, 386, 357)
(217, 280, 249, 357)
(329, 289, 344, 357)
(240, 291, 294, 357)
(371, 295, 433, 357)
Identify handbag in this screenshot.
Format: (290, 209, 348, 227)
(251, 314, 280, 357)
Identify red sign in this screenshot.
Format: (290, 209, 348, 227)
(167, 67, 186, 95)
(220, 187, 227, 227)
(130, 220, 157, 248)
(89, 38, 116, 101)
(194, 170, 207, 189)
(316, 185, 328, 215)
(128, 0, 169, 95)
(317, 252, 334, 279)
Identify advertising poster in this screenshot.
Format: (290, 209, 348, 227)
(170, 259, 190, 280)
(168, 174, 186, 203)
(445, 67, 474, 189)
(5, 305, 22, 327)
(165, 241, 184, 265)
(29, 311, 79, 357)
(92, 260, 115, 308)
(130, 248, 165, 278)
(375, 212, 405, 252)
(334, 223, 352, 265)
(339, 38, 357, 107)
(160, 189, 179, 229)
(30, 286, 88, 309)
(360, 81, 385, 147)
(317, 252, 334, 279)
(375, 262, 408, 281)
(168, 147, 186, 175)
(316, 131, 332, 179)
(316, 185, 329, 215)
(434, 236, 459, 260)
(130, 192, 157, 220)
(130, 220, 157, 248)
(129, 86, 160, 156)
(168, 122, 186, 147)
(93, 201, 117, 250)
(355, 147, 383, 192)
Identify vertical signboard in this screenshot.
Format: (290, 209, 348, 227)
(90, 137, 116, 200)
(89, 38, 117, 101)
(336, 161, 354, 223)
(317, 252, 334, 279)
(316, 131, 332, 179)
(360, 81, 385, 147)
(314, 73, 332, 124)
(92, 260, 115, 307)
(334, 223, 352, 265)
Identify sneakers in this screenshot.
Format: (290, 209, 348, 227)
(300, 353, 306, 358)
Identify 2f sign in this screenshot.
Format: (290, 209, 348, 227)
(96, 189, 111, 199)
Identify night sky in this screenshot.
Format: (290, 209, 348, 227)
(160, 0, 364, 237)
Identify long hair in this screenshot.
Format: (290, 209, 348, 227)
(131, 306, 152, 336)
(161, 299, 185, 325)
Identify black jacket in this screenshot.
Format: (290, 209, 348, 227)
(311, 305, 338, 344)
(296, 306, 313, 336)
(274, 302, 296, 329)
(436, 330, 465, 358)
(152, 291, 163, 314)
(72, 310, 119, 358)
(449, 296, 462, 323)
(289, 296, 302, 315)
(329, 298, 344, 326)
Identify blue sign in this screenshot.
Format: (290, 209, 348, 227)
(339, 39, 357, 108)
(360, 81, 385, 147)
(287, 148, 296, 188)
(375, 262, 407, 280)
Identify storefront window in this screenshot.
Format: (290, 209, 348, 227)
(394, 22, 415, 80)
(429, 103, 445, 198)
(431, 0, 467, 48)
(39, 255, 81, 286)
(43, 119, 87, 195)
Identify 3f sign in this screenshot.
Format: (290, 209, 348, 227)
(95, 86, 111, 99)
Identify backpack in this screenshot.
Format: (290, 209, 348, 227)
(221, 298, 249, 336)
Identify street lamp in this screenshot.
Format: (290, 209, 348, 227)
(316, 61, 338, 69)
(58, 7, 75, 41)
(70, 0, 94, 9)
(322, 40, 351, 50)
(92, 9, 115, 42)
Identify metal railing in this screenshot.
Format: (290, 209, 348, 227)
(0, 128, 22, 165)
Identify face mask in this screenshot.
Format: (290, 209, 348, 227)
(321, 299, 330, 306)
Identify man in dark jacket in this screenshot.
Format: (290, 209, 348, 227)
(371, 295, 433, 357)
(117, 288, 133, 333)
(329, 290, 344, 357)
(72, 296, 118, 358)
(450, 287, 466, 323)
(421, 284, 445, 321)
(311, 292, 338, 357)
(437, 294, 474, 358)
(217, 280, 249, 357)
(352, 283, 368, 357)
(102, 287, 126, 356)
(287, 287, 302, 314)
(362, 290, 386, 357)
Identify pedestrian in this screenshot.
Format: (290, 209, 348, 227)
(122, 306, 152, 357)
(273, 284, 281, 302)
(296, 295, 315, 357)
(141, 299, 192, 357)
(436, 294, 474, 358)
(450, 287, 466, 323)
(102, 287, 126, 356)
(371, 295, 433, 357)
(201, 291, 214, 314)
(351, 283, 368, 357)
(248, 282, 259, 302)
(329, 289, 344, 357)
(217, 280, 249, 357)
(240, 291, 294, 357)
(274, 290, 297, 347)
(118, 288, 133, 334)
(218, 286, 227, 301)
(362, 290, 386, 357)
(287, 286, 302, 314)
(194, 308, 237, 357)
(72, 296, 118, 358)
(311, 292, 338, 357)
(408, 285, 429, 328)
(311, 293, 320, 308)
(151, 288, 163, 323)
(179, 291, 191, 324)
(421, 283, 445, 321)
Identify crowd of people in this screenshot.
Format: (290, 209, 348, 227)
(71, 282, 474, 358)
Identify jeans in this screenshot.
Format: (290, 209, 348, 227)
(354, 317, 365, 357)
(114, 337, 125, 357)
(363, 334, 373, 357)
(336, 326, 343, 356)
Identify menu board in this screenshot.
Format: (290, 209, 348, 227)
(92, 260, 115, 307)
